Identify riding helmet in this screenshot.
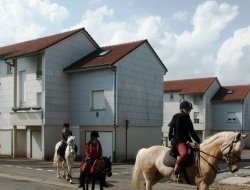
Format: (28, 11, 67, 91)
(180, 100, 193, 110)
(91, 131, 100, 138)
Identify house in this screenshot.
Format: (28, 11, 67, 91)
(163, 77, 250, 148)
(0, 28, 167, 161)
(211, 85, 250, 147)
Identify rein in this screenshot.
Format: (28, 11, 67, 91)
(93, 159, 111, 174)
(195, 140, 241, 176)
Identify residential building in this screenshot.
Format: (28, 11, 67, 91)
(163, 77, 250, 148)
(0, 28, 167, 161)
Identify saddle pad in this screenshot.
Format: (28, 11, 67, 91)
(163, 150, 176, 168)
(163, 150, 196, 168)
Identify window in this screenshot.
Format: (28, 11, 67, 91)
(194, 112, 200, 123)
(227, 112, 237, 123)
(36, 55, 42, 80)
(170, 93, 174, 101)
(7, 64, 12, 74)
(19, 70, 27, 107)
(194, 95, 202, 105)
(36, 92, 42, 107)
(91, 90, 105, 110)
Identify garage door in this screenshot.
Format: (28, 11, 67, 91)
(0, 130, 12, 156)
(31, 131, 42, 159)
(86, 131, 113, 161)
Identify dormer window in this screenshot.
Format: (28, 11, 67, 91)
(226, 89, 234, 94)
(97, 50, 111, 57)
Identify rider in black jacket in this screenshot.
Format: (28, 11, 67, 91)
(168, 101, 201, 182)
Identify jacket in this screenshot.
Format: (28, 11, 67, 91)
(169, 112, 201, 147)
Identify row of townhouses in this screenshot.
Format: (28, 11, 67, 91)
(0, 28, 167, 162)
(162, 77, 250, 147)
(0, 28, 249, 162)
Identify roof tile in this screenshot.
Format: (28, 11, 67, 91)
(164, 77, 218, 95)
(64, 40, 147, 71)
(0, 28, 87, 60)
(212, 85, 250, 101)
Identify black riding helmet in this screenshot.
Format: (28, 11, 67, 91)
(180, 100, 193, 110)
(91, 131, 100, 138)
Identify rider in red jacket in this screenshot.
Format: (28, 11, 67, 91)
(79, 131, 104, 187)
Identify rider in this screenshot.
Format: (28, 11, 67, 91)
(79, 131, 106, 187)
(57, 123, 73, 160)
(168, 100, 201, 182)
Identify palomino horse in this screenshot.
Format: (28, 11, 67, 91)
(132, 131, 248, 190)
(79, 156, 112, 190)
(53, 136, 76, 183)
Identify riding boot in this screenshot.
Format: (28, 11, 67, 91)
(170, 164, 182, 183)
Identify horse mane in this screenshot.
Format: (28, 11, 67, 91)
(202, 131, 228, 146)
(201, 131, 238, 147)
(67, 136, 75, 144)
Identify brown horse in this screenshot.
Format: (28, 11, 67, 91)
(132, 131, 248, 190)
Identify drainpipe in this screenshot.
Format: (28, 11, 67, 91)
(111, 66, 117, 162)
(12, 59, 17, 158)
(241, 100, 244, 132)
(125, 119, 129, 161)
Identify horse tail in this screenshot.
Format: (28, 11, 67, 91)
(131, 148, 146, 190)
(52, 151, 57, 167)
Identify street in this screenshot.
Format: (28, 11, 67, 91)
(0, 158, 250, 190)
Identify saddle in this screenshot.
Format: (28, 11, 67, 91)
(163, 149, 195, 168)
(57, 143, 67, 160)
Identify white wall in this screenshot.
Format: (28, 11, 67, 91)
(44, 32, 97, 125)
(162, 91, 181, 135)
(68, 69, 115, 125)
(204, 80, 221, 132)
(0, 61, 14, 129)
(16, 55, 43, 108)
(212, 102, 243, 131)
(116, 43, 165, 127)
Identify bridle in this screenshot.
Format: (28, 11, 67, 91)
(196, 139, 241, 175)
(67, 140, 76, 155)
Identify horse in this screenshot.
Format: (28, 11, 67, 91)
(131, 131, 248, 190)
(53, 135, 76, 183)
(79, 156, 112, 190)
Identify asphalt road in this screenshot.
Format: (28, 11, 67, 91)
(0, 158, 250, 190)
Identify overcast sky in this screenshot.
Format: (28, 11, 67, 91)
(0, 0, 249, 86)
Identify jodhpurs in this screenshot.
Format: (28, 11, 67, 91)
(176, 143, 188, 167)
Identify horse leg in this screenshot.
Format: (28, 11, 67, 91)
(62, 160, 66, 179)
(56, 161, 60, 178)
(91, 178, 96, 190)
(99, 174, 105, 190)
(66, 161, 72, 183)
(198, 182, 209, 190)
(142, 171, 156, 190)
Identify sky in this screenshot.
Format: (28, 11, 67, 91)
(0, 0, 250, 86)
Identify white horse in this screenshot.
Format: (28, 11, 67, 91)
(53, 135, 76, 183)
(132, 131, 248, 190)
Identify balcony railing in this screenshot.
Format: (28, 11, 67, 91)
(10, 107, 42, 126)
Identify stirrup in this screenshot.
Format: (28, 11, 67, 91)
(170, 173, 181, 183)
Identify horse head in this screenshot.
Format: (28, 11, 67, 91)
(103, 156, 112, 177)
(67, 136, 76, 155)
(221, 132, 248, 173)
